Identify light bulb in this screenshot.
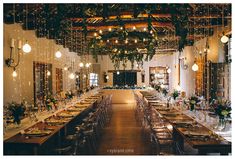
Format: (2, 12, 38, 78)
(133, 26, 136, 30)
(106, 75, 109, 80)
(167, 68, 171, 73)
(136, 64, 139, 67)
(99, 30, 102, 34)
(221, 35, 229, 43)
(120, 26, 123, 30)
(134, 39, 138, 43)
(83, 74, 87, 78)
(117, 71, 120, 75)
(79, 62, 84, 68)
(76, 75, 79, 78)
(64, 66, 68, 71)
(69, 73, 75, 79)
(94, 32, 97, 37)
(85, 63, 90, 68)
(22, 42, 31, 53)
(47, 71, 51, 76)
(55, 50, 62, 58)
(107, 39, 110, 43)
(143, 28, 147, 31)
(192, 63, 199, 72)
(12, 70, 17, 77)
(108, 28, 112, 31)
(125, 39, 128, 44)
(115, 40, 118, 43)
(150, 30, 153, 34)
(160, 84, 164, 88)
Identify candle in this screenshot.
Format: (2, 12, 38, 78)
(18, 40, 22, 49)
(10, 38, 15, 48)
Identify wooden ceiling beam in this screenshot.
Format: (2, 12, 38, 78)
(71, 21, 173, 31)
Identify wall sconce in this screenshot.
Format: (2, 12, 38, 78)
(5, 38, 22, 77)
(179, 57, 188, 70)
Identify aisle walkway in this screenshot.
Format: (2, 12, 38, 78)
(96, 103, 152, 155)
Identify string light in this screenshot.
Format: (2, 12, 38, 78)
(143, 27, 147, 31)
(133, 26, 136, 30)
(134, 39, 138, 43)
(115, 39, 118, 43)
(107, 39, 110, 43)
(125, 39, 128, 44)
(150, 30, 153, 34)
(99, 30, 103, 34)
(64, 66, 68, 71)
(117, 71, 120, 75)
(108, 27, 112, 31)
(94, 32, 97, 37)
(120, 26, 123, 30)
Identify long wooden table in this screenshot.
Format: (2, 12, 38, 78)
(4, 94, 102, 155)
(140, 91, 231, 155)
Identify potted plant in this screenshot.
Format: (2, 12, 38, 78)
(8, 102, 25, 125)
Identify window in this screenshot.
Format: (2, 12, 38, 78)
(89, 73, 98, 86)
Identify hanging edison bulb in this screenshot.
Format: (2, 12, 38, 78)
(221, 34, 229, 43)
(192, 63, 199, 72)
(117, 71, 120, 75)
(55, 50, 62, 58)
(22, 41, 31, 53)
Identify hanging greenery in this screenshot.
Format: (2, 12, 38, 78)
(88, 29, 157, 68)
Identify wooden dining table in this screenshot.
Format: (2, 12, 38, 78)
(140, 92, 231, 155)
(4, 95, 103, 155)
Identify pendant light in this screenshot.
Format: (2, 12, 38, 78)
(221, 4, 229, 43)
(22, 4, 31, 53)
(192, 60, 199, 72)
(117, 71, 120, 75)
(55, 50, 62, 58)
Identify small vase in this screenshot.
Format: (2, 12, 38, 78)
(190, 104, 195, 111)
(13, 116, 21, 126)
(217, 117, 226, 131)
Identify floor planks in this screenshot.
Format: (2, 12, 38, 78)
(96, 103, 152, 155)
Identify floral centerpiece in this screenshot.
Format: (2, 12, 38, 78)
(162, 88, 169, 96)
(171, 90, 179, 100)
(211, 99, 231, 120)
(188, 95, 200, 111)
(8, 102, 25, 125)
(45, 94, 57, 111)
(154, 84, 161, 92)
(65, 91, 74, 99)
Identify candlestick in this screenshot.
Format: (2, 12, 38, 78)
(18, 40, 22, 49)
(10, 38, 15, 48)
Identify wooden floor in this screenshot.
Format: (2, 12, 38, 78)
(96, 103, 152, 155)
